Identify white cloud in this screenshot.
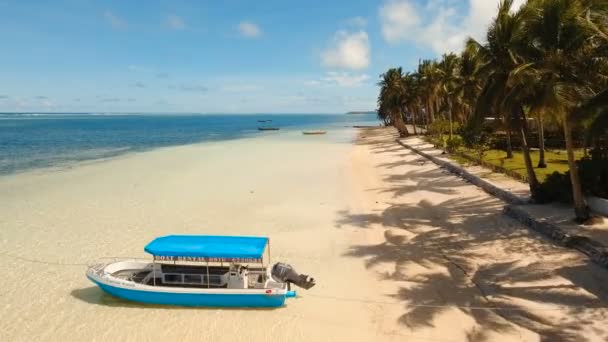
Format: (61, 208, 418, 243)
(238, 21, 262, 38)
(166, 15, 186, 30)
(379, 0, 526, 54)
(103, 10, 127, 30)
(379, 0, 420, 44)
(321, 31, 370, 70)
(308, 72, 370, 87)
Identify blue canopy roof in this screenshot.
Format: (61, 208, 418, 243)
(144, 235, 268, 259)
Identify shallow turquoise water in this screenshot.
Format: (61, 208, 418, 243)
(0, 113, 377, 174)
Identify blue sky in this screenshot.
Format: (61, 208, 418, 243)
(0, 0, 523, 113)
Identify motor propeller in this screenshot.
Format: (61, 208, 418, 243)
(271, 262, 316, 290)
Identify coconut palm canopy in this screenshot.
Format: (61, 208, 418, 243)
(377, 0, 608, 221)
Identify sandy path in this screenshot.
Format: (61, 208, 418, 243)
(1, 127, 607, 341)
(342, 128, 608, 341)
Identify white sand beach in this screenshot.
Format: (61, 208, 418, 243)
(1, 127, 608, 341)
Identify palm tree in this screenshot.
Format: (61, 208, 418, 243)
(418, 60, 443, 126)
(536, 114, 547, 168)
(467, 0, 542, 199)
(437, 53, 461, 139)
(578, 88, 608, 148)
(456, 46, 483, 124)
(401, 72, 421, 135)
(514, 0, 608, 221)
(378, 68, 410, 137)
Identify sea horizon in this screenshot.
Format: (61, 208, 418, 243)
(0, 113, 377, 175)
(0, 111, 373, 116)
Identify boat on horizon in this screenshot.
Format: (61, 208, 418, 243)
(302, 130, 327, 135)
(258, 127, 280, 131)
(86, 235, 315, 307)
(257, 120, 273, 123)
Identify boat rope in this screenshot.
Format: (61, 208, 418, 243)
(3, 251, 607, 313)
(0, 251, 90, 266)
(305, 293, 608, 312)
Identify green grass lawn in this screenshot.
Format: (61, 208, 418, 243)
(426, 136, 584, 183)
(459, 148, 584, 182)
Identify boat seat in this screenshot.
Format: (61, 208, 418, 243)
(160, 264, 229, 275)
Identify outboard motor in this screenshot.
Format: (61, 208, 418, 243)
(271, 262, 316, 290)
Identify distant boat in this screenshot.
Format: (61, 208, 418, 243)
(258, 127, 280, 131)
(302, 130, 327, 135)
(257, 120, 273, 123)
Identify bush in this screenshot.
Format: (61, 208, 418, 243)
(461, 125, 495, 160)
(537, 172, 573, 203)
(446, 135, 464, 152)
(536, 147, 608, 203)
(579, 148, 608, 198)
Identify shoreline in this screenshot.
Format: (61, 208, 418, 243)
(0, 113, 376, 177)
(2, 126, 607, 341)
(0, 128, 356, 181)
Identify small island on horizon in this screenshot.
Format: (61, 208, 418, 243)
(346, 110, 377, 115)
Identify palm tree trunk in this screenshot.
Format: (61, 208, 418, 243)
(537, 116, 547, 168)
(393, 110, 409, 138)
(411, 108, 418, 135)
(506, 124, 514, 159)
(427, 99, 434, 123)
(448, 98, 453, 140)
(434, 99, 440, 120)
(563, 117, 589, 222)
(517, 107, 541, 199)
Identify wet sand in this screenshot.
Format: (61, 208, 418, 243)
(1, 127, 607, 341)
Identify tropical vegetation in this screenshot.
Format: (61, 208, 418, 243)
(377, 0, 608, 222)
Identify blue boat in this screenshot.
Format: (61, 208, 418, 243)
(87, 235, 315, 307)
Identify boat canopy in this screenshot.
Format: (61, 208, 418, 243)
(144, 235, 268, 262)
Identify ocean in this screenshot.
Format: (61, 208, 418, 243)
(0, 113, 377, 175)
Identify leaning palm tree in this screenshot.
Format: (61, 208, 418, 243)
(466, 0, 542, 199)
(401, 72, 418, 135)
(376, 101, 391, 126)
(514, 0, 608, 221)
(378, 68, 410, 137)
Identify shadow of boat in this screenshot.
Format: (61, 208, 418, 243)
(71, 286, 281, 311)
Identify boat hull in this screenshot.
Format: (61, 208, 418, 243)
(88, 276, 287, 307)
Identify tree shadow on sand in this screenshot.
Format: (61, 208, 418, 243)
(338, 192, 608, 340)
(379, 168, 463, 196)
